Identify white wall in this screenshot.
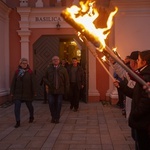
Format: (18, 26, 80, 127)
(113, 0, 150, 59)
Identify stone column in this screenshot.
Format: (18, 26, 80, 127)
(17, 7, 31, 60)
(17, 30, 31, 59)
(88, 49, 100, 102)
(105, 25, 118, 103)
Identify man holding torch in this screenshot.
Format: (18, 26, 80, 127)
(110, 51, 139, 119)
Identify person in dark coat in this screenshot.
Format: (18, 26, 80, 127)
(40, 77, 48, 104)
(113, 50, 150, 150)
(10, 58, 36, 128)
(68, 57, 85, 112)
(43, 56, 69, 124)
(60, 59, 69, 70)
(114, 72, 126, 110)
(60, 59, 70, 101)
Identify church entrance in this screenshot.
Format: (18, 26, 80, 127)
(33, 35, 88, 103)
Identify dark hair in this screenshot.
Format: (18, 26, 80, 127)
(129, 51, 139, 60)
(125, 56, 130, 59)
(72, 57, 77, 60)
(139, 50, 150, 65)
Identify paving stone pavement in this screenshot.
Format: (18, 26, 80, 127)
(0, 100, 135, 150)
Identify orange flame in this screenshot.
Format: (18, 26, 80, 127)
(113, 47, 121, 59)
(101, 56, 107, 62)
(65, 1, 118, 50)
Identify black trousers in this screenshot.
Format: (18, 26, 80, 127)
(14, 100, 34, 122)
(136, 129, 150, 150)
(70, 83, 80, 109)
(117, 87, 125, 108)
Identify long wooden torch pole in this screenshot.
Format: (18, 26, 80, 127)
(84, 39, 115, 81)
(102, 46, 147, 86)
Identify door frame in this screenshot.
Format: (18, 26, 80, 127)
(33, 34, 88, 103)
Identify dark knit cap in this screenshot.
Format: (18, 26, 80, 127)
(129, 51, 139, 60)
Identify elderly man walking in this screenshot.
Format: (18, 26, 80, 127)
(43, 56, 69, 123)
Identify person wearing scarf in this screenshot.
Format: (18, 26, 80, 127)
(10, 58, 36, 128)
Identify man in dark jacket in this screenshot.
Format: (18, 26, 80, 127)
(68, 57, 84, 112)
(43, 56, 69, 123)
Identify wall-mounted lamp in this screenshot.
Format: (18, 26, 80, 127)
(77, 49, 81, 57)
(56, 21, 61, 29)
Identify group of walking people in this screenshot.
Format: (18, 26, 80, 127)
(10, 50, 150, 150)
(10, 56, 85, 126)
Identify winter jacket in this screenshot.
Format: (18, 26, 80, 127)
(43, 64, 69, 94)
(10, 68, 36, 101)
(68, 64, 85, 90)
(119, 65, 150, 130)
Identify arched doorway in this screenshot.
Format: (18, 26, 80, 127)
(33, 35, 88, 103)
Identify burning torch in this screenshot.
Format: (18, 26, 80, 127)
(61, 0, 150, 91)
